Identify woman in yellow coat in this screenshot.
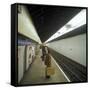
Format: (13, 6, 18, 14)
(44, 47, 52, 78)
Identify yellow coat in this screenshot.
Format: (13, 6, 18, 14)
(45, 54, 51, 67)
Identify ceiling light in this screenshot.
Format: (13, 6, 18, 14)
(45, 9, 86, 43)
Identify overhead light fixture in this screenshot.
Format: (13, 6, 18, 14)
(45, 9, 86, 43)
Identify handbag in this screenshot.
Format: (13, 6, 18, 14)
(46, 66, 55, 76)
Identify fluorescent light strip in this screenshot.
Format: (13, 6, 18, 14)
(45, 9, 86, 43)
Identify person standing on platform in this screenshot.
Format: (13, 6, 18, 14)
(40, 45, 46, 61)
(40, 45, 55, 78)
(44, 47, 52, 78)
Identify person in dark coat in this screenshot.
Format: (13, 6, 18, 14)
(40, 45, 46, 61)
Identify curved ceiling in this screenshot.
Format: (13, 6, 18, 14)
(26, 4, 84, 42)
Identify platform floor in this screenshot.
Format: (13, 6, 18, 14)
(19, 51, 69, 85)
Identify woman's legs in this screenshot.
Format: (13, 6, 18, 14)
(45, 67, 50, 78)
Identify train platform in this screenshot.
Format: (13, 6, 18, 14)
(20, 51, 69, 85)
